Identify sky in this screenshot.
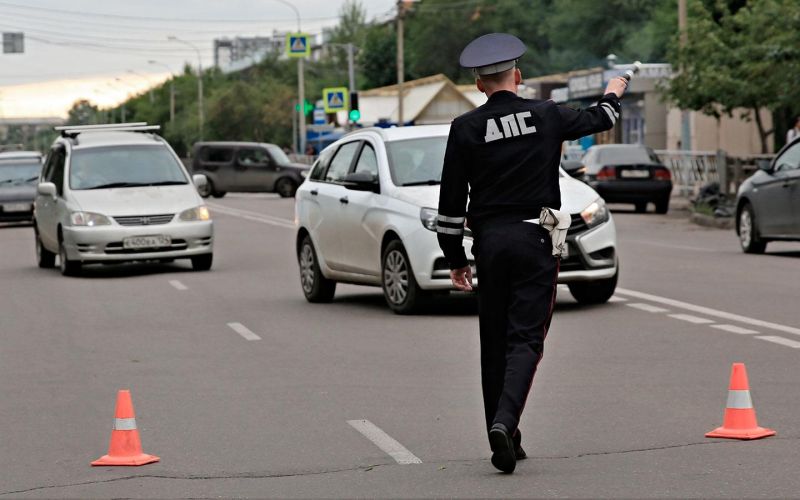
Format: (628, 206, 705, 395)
(0, 0, 397, 118)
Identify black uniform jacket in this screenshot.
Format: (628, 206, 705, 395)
(437, 90, 621, 269)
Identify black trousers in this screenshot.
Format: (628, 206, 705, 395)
(473, 221, 559, 437)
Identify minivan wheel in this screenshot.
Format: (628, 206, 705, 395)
(298, 235, 336, 302)
(35, 229, 56, 268)
(739, 203, 767, 254)
(382, 240, 424, 314)
(276, 177, 298, 198)
(568, 269, 618, 305)
(58, 242, 81, 276)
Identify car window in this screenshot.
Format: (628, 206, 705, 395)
(202, 147, 234, 163)
(597, 147, 654, 165)
(50, 149, 66, 196)
(385, 137, 448, 186)
(353, 143, 378, 179)
(264, 144, 291, 165)
(309, 147, 335, 181)
(774, 142, 800, 172)
(325, 141, 360, 182)
(237, 148, 270, 166)
(69, 145, 188, 190)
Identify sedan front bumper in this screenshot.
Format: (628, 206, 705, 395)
(62, 220, 213, 263)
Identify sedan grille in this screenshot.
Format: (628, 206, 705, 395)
(567, 213, 588, 235)
(113, 214, 174, 226)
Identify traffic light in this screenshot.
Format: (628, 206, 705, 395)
(348, 91, 360, 122)
(294, 99, 313, 116)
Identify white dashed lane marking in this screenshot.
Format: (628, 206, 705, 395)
(169, 280, 188, 291)
(711, 324, 759, 335)
(608, 296, 628, 303)
(206, 203, 295, 229)
(668, 313, 715, 325)
(756, 336, 800, 349)
(347, 419, 422, 465)
(227, 322, 262, 341)
(626, 303, 669, 313)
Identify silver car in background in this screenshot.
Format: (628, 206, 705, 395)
(33, 123, 214, 276)
(0, 151, 42, 223)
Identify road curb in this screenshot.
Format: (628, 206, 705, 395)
(690, 212, 734, 230)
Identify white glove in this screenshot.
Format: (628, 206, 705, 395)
(539, 207, 572, 256)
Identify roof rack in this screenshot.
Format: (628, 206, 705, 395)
(54, 122, 160, 138)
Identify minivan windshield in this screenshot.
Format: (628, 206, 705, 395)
(0, 160, 41, 185)
(385, 137, 448, 186)
(69, 145, 188, 190)
(265, 144, 291, 165)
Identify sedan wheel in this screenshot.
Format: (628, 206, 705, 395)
(382, 240, 424, 314)
(298, 235, 336, 302)
(276, 178, 297, 198)
(739, 203, 766, 254)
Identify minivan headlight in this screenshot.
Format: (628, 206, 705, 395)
(420, 207, 438, 232)
(70, 211, 111, 226)
(580, 198, 609, 228)
(179, 206, 211, 222)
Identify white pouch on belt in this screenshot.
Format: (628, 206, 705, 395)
(538, 207, 572, 256)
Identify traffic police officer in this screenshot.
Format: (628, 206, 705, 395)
(437, 33, 628, 473)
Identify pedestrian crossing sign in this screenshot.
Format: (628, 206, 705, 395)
(323, 87, 349, 113)
(286, 33, 310, 58)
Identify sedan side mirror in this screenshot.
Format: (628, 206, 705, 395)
(193, 174, 208, 190)
(342, 171, 379, 192)
(37, 182, 56, 198)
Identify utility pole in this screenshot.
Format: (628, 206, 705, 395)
(678, 0, 691, 151)
(396, 0, 405, 127)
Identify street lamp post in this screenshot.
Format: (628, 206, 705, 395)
(168, 36, 204, 140)
(267, 0, 305, 153)
(149, 60, 175, 124)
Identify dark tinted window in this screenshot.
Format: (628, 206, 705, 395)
(309, 147, 335, 181)
(202, 147, 234, 163)
(325, 142, 360, 182)
(51, 149, 66, 195)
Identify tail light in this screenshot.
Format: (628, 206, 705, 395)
(596, 166, 616, 180)
(654, 167, 672, 181)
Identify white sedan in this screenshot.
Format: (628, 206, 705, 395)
(295, 125, 618, 313)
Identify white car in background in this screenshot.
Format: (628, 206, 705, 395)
(34, 123, 214, 276)
(295, 125, 618, 314)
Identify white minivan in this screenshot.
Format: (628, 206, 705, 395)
(34, 124, 214, 276)
(295, 125, 618, 313)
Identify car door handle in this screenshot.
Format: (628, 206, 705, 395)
(339, 196, 349, 204)
(310, 189, 318, 196)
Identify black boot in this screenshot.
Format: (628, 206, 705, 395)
(513, 429, 527, 460)
(488, 423, 517, 473)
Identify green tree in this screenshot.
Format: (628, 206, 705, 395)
(664, 0, 800, 152)
(360, 23, 399, 88)
(66, 99, 100, 125)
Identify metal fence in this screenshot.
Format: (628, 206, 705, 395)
(655, 150, 774, 197)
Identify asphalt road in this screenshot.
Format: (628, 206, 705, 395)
(1, 196, 799, 498)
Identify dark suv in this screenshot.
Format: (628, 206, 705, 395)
(191, 142, 309, 198)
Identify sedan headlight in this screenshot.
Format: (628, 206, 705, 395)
(420, 207, 438, 232)
(580, 198, 609, 228)
(179, 206, 211, 222)
(70, 211, 111, 226)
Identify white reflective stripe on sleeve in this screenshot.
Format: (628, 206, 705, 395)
(600, 103, 618, 124)
(114, 418, 137, 430)
(601, 102, 619, 118)
(726, 390, 753, 409)
(436, 226, 464, 235)
(437, 215, 465, 224)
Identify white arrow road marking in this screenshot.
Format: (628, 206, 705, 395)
(347, 419, 422, 465)
(169, 280, 188, 291)
(227, 322, 261, 341)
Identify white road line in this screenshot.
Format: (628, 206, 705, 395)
(711, 324, 759, 335)
(668, 313, 715, 325)
(206, 203, 295, 229)
(169, 280, 188, 291)
(608, 296, 628, 303)
(347, 419, 422, 465)
(227, 322, 262, 341)
(626, 302, 669, 313)
(756, 336, 800, 349)
(624, 239, 718, 253)
(616, 288, 800, 338)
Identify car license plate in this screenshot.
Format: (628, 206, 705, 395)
(123, 235, 171, 249)
(620, 169, 650, 178)
(2, 203, 31, 212)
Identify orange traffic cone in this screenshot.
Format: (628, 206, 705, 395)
(706, 363, 776, 440)
(91, 390, 160, 466)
